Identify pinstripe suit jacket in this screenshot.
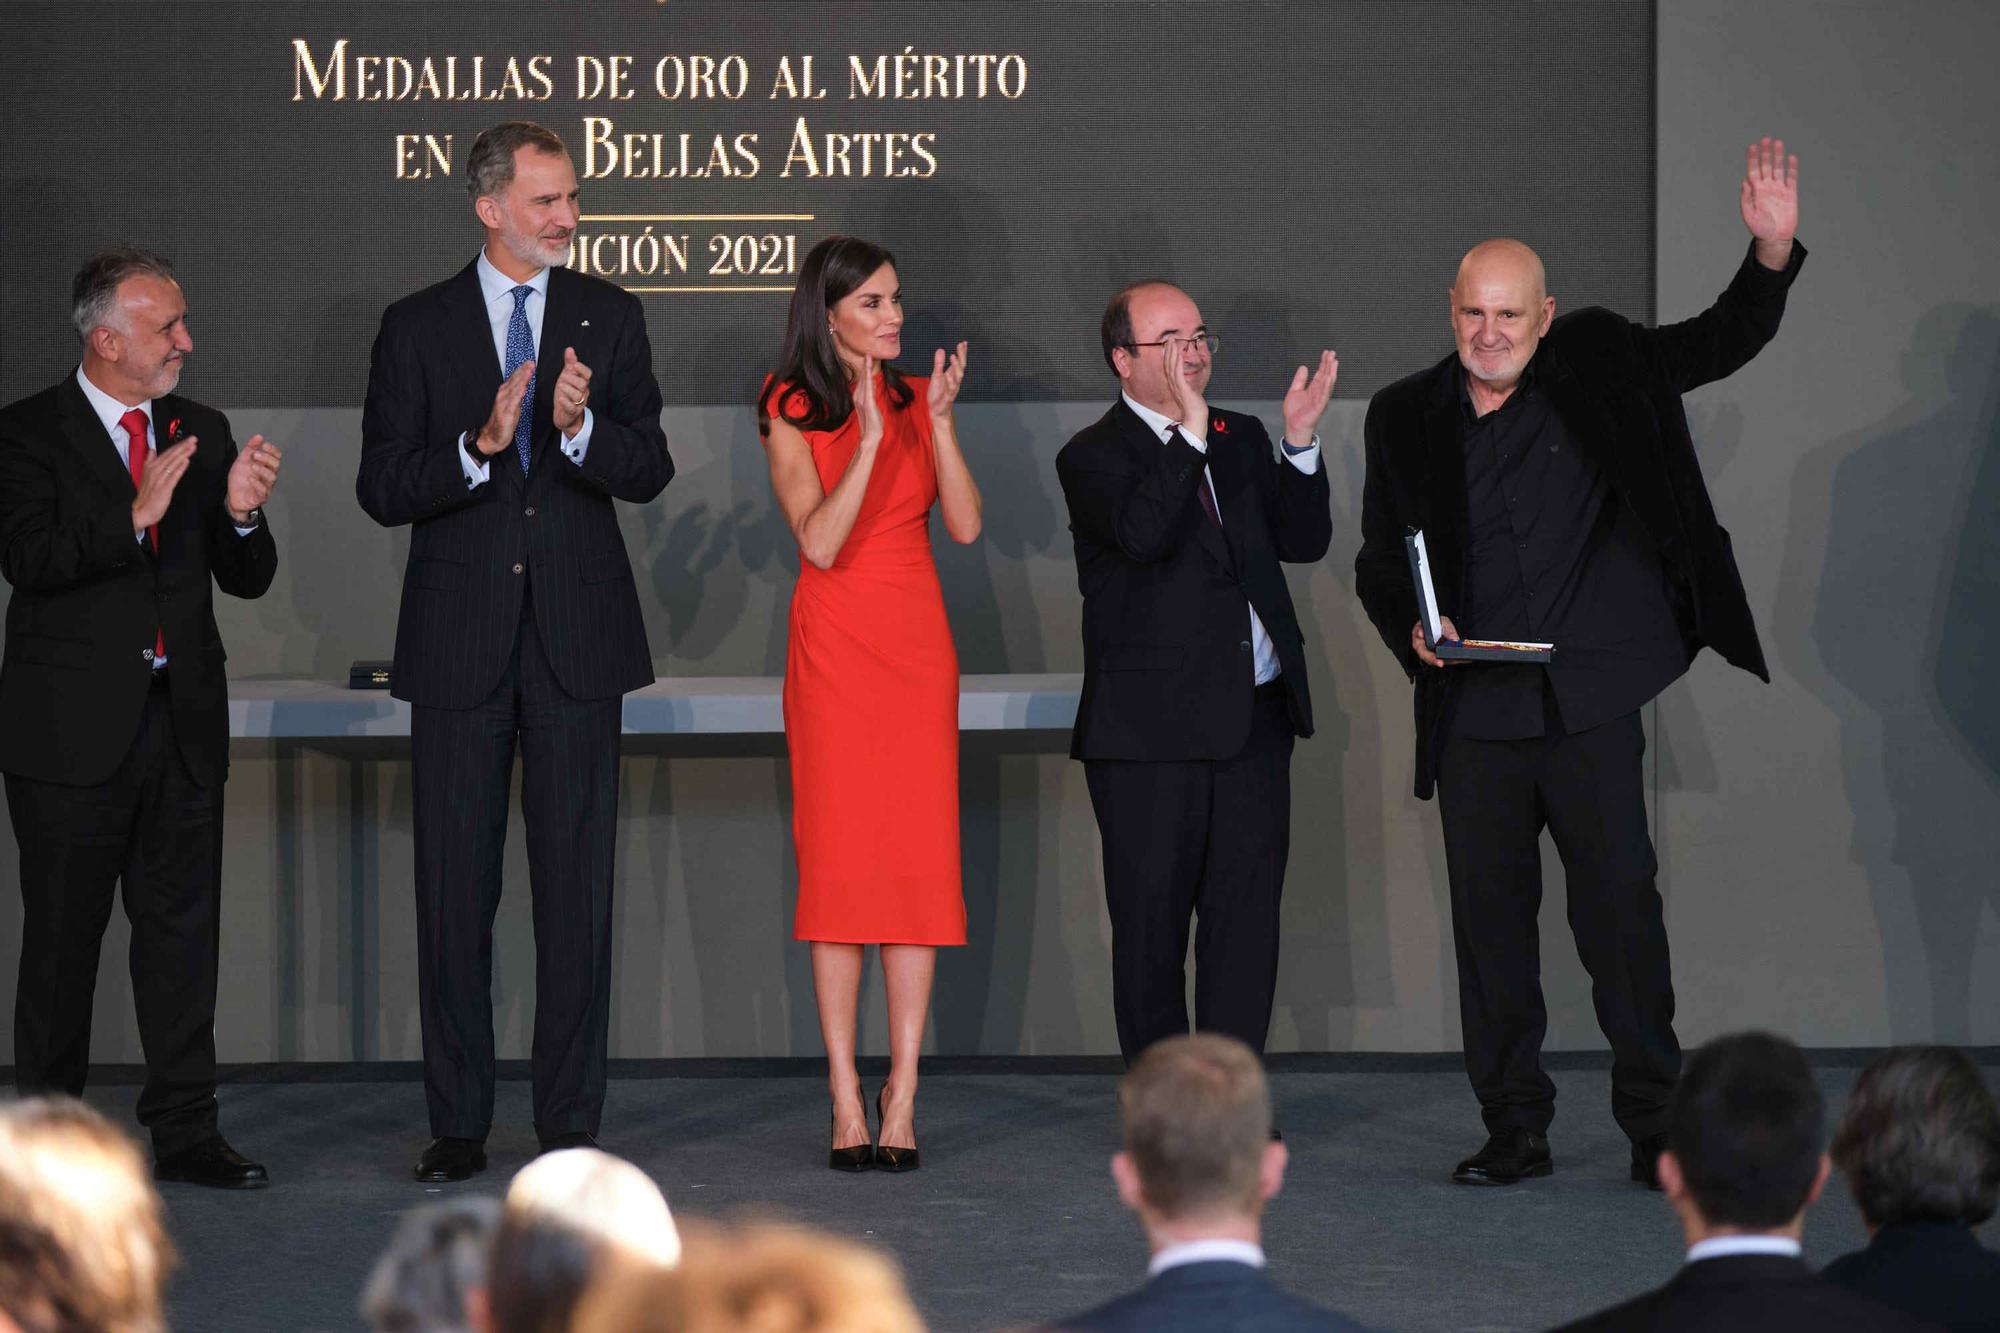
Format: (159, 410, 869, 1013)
(357, 259, 673, 708)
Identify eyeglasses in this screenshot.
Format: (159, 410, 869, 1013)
(1124, 332, 1220, 356)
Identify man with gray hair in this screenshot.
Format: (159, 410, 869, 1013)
(361, 1197, 502, 1333)
(0, 249, 280, 1189)
(1054, 1034, 1368, 1332)
(359, 121, 673, 1182)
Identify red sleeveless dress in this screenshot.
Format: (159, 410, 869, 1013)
(773, 374, 965, 945)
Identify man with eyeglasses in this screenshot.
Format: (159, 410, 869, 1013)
(1056, 280, 1337, 1063)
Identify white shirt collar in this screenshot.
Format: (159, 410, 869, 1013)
(476, 247, 550, 309)
(74, 366, 151, 446)
(1121, 390, 1187, 445)
(1148, 1239, 1266, 1277)
(1686, 1236, 1802, 1265)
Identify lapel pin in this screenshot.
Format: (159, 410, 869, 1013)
(1212, 417, 1228, 434)
(580, 319, 591, 328)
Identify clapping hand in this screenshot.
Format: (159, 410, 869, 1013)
(1281, 349, 1339, 448)
(1164, 339, 1208, 445)
(226, 435, 283, 523)
(1741, 136, 1799, 269)
(927, 341, 968, 420)
(131, 436, 197, 533)
(854, 354, 884, 451)
(475, 360, 535, 457)
(553, 346, 592, 437)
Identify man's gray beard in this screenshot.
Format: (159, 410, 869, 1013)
(502, 230, 570, 271)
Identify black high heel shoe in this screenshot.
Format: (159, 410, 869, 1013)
(829, 1105, 874, 1172)
(873, 1086, 920, 1173)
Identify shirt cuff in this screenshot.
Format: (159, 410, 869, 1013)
(458, 432, 492, 488)
(561, 408, 593, 465)
(1280, 434, 1322, 474)
(233, 522, 259, 536)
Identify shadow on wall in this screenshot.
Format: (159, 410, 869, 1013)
(1777, 302, 2000, 1044)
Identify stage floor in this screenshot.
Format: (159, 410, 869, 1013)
(55, 1058, 1998, 1332)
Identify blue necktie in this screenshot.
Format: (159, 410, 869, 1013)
(503, 285, 536, 474)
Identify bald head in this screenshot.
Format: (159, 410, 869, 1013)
(1450, 238, 1555, 396)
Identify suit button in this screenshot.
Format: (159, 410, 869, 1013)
(142, 649, 154, 662)
(524, 506, 536, 517)
(513, 562, 525, 575)
(1239, 640, 1252, 652)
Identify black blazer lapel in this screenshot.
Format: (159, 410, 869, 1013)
(1111, 400, 1232, 572)
(1205, 412, 1251, 572)
(1540, 345, 1687, 564)
(55, 375, 140, 501)
(442, 261, 522, 490)
(528, 269, 577, 479)
(1420, 361, 1469, 600)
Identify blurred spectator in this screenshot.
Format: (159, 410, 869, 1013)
(1822, 1045, 2000, 1330)
(1053, 1034, 1367, 1332)
(1555, 1032, 1924, 1332)
(570, 1220, 924, 1333)
(478, 1148, 679, 1333)
(360, 1196, 502, 1333)
(0, 1098, 173, 1333)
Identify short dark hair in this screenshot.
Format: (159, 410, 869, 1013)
(70, 247, 175, 344)
(466, 121, 568, 200)
(1099, 279, 1175, 374)
(1831, 1045, 2000, 1229)
(1670, 1031, 1826, 1229)
(1119, 1034, 1270, 1218)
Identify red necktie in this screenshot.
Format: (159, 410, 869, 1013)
(1169, 424, 1223, 527)
(120, 409, 166, 662)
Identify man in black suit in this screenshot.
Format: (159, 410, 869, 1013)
(0, 248, 281, 1188)
(1056, 282, 1335, 1061)
(1354, 140, 1807, 1187)
(1556, 1032, 1924, 1332)
(358, 121, 673, 1182)
(1054, 1034, 1367, 1332)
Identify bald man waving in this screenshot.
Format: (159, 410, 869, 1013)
(1354, 140, 1805, 1190)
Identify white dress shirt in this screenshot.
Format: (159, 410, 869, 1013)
(1120, 391, 1320, 686)
(1149, 1238, 1267, 1277)
(459, 248, 592, 486)
(1685, 1236, 1803, 1264)
(74, 366, 259, 669)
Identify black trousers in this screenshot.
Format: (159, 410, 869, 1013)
(1085, 683, 1295, 1061)
(411, 587, 621, 1142)
(1435, 704, 1679, 1143)
(8, 671, 221, 1155)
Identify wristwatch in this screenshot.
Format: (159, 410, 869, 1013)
(236, 506, 262, 528)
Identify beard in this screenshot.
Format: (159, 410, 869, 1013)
(500, 222, 571, 270)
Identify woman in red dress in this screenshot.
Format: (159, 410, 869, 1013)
(758, 236, 983, 1171)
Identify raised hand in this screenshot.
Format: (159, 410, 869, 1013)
(553, 345, 593, 436)
(1741, 136, 1799, 269)
(226, 434, 283, 523)
(1281, 349, 1339, 447)
(475, 360, 536, 457)
(132, 436, 197, 532)
(927, 341, 968, 419)
(854, 355, 884, 451)
(1165, 339, 1208, 444)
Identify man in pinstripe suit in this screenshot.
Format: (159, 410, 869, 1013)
(357, 121, 674, 1182)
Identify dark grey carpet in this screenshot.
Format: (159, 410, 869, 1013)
(56, 1062, 1996, 1332)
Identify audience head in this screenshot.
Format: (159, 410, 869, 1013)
(766, 235, 912, 433)
(1660, 1031, 1829, 1238)
(1101, 281, 1211, 414)
(1831, 1044, 2000, 1231)
(359, 1196, 502, 1333)
(570, 1220, 924, 1333)
(0, 1098, 174, 1333)
(70, 247, 191, 403)
(1112, 1034, 1285, 1241)
(1450, 237, 1553, 394)
(480, 1148, 680, 1333)
(465, 121, 577, 275)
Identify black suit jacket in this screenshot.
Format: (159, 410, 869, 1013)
(1057, 1260, 1369, 1333)
(1355, 240, 1806, 798)
(1554, 1254, 1931, 1332)
(0, 379, 277, 787)
(1822, 1222, 2000, 1331)
(1057, 402, 1332, 761)
(357, 259, 673, 708)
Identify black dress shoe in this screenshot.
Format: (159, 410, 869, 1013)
(414, 1137, 487, 1183)
(538, 1131, 598, 1155)
(1631, 1133, 1668, 1189)
(1452, 1129, 1553, 1186)
(154, 1137, 269, 1190)
(872, 1086, 919, 1173)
